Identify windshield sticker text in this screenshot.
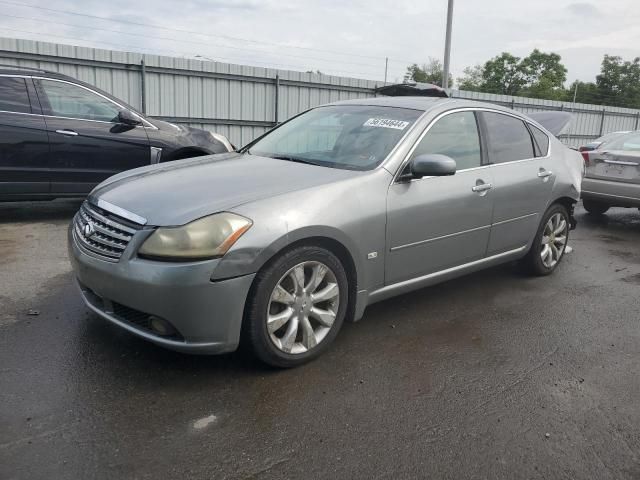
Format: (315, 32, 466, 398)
(363, 118, 410, 130)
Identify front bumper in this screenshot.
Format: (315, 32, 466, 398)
(582, 177, 640, 207)
(68, 227, 255, 354)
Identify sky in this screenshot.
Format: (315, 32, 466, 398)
(0, 0, 639, 86)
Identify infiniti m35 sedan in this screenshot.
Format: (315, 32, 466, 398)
(69, 97, 584, 367)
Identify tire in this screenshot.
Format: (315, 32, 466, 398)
(582, 199, 609, 215)
(522, 204, 570, 276)
(244, 245, 349, 368)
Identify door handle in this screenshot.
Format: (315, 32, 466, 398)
(55, 129, 78, 137)
(537, 170, 553, 178)
(471, 183, 492, 193)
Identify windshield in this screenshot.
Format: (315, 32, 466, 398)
(246, 105, 423, 171)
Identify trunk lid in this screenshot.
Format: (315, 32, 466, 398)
(585, 150, 640, 184)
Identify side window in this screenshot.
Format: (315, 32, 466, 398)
(0, 77, 32, 114)
(411, 111, 482, 170)
(483, 112, 535, 163)
(36, 79, 120, 122)
(530, 125, 550, 157)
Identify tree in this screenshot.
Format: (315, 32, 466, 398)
(480, 52, 527, 95)
(565, 80, 600, 104)
(519, 49, 567, 99)
(404, 57, 452, 87)
(456, 64, 483, 91)
(596, 55, 640, 108)
(456, 49, 568, 99)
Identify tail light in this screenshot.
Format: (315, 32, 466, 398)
(581, 151, 590, 166)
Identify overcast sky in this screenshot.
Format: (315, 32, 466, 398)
(1, 0, 639, 86)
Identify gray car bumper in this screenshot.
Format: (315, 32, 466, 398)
(68, 229, 255, 354)
(582, 177, 640, 207)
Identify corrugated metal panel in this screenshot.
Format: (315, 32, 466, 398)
(1, 37, 639, 147)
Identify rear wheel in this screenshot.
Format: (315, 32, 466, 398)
(583, 199, 609, 215)
(522, 204, 570, 276)
(244, 245, 348, 368)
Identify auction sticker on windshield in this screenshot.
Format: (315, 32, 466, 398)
(363, 118, 410, 130)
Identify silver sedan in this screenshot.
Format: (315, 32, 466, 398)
(68, 97, 584, 367)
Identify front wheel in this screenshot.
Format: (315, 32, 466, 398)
(522, 204, 570, 276)
(244, 245, 349, 367)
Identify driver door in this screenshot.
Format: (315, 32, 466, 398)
(33, 78, 150, 194)
(385, 110, 494, 285)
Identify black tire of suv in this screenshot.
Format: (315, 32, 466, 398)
(522, 203, 571, 276)
(582, 199, 610, 215)
(244, 245, 349, 368)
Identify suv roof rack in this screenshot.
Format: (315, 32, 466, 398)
(375, 82, 448, 98)
(0, 63, 55, 74)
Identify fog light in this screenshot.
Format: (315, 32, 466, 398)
(149, 316, 176, 336)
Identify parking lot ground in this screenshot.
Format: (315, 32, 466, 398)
(1, 200, 639, 480)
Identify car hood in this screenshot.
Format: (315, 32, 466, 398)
(89, 153, 362, 226)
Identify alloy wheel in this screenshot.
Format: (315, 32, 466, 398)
(540, 212, 568, 269)
(266, 261, 340, 354)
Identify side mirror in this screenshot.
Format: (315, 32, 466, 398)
(117, 110, 143, 126)
(410, 154, 456, 178)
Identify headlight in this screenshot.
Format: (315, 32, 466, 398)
(138, 212, 252, 261)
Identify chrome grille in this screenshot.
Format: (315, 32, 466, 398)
(73, 202, 140, 260)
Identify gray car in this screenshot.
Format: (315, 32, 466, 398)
(68, 97, 584, 367)
(581, 130, 640, 214)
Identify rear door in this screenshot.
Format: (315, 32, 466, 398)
(0, 75, 50, 196)
(33, 78, 151, 195)
(585, 132, 640, 193)
(480, 111, 555, 256)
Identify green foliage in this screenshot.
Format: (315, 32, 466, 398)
(456, 65, 483, 91)
(404, 57, 452, 87)
(469, 49, 567, 98)
(595, 55, 640, 108)
(407, 50, 640, 108)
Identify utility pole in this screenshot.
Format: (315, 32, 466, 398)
(384, 57, 388, 85)
(442, 0, 454, 89)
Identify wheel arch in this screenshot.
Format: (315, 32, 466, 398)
(550, 195, 578, 229)
(243, 234, 360, 327)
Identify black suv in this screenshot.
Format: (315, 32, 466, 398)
(0, 66, 233, 201)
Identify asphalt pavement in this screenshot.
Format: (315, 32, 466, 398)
(1, 200, 639, 480)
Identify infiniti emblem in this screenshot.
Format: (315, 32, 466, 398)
(83, 221, 96, 238)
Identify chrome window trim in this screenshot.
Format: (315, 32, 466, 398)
(393, 107, 552, 184)
(0, 109, 41, 117)
(32, 76, 157, 130)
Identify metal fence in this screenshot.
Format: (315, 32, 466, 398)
(1, 37, 639, 147)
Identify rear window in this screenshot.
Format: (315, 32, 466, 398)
(483, 112, 535, 164)
(529, 125, 550, 156)
(606, 133, 640, 152)
(0, 77, 31, 114)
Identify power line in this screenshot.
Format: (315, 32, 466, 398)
(0, 27, 387, 78)
(0, 0, 407, 63)
(1, 13, 385, 70)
